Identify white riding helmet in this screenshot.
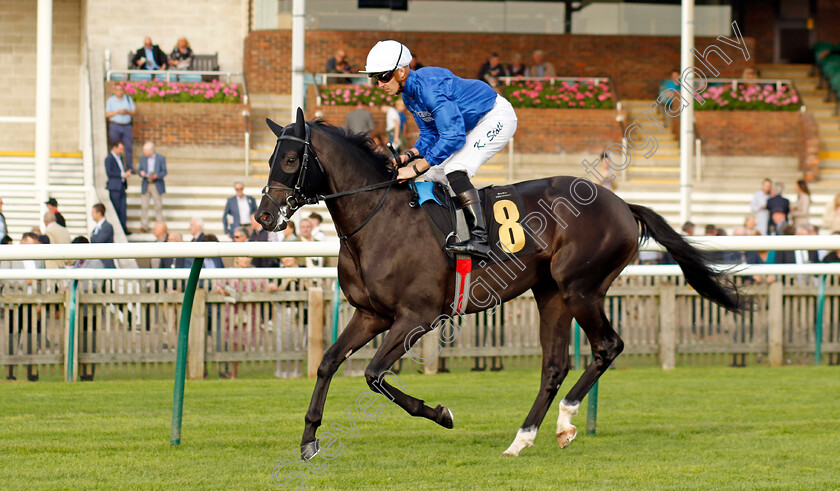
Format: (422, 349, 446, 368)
(359, 40, 412, 74)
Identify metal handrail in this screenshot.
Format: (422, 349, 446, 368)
(698, 77, 796, 92)
(314, 72, 372, 85)
(105, 68, 245, 85)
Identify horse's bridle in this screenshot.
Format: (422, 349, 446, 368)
(260, 123, 400, 240)
(261, 124, 324, 217)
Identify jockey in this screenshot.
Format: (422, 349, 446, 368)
(361, 40, 518, 258)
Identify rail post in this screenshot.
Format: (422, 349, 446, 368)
(586, 381, 599, 435)
(64, 281, 79, 382)
(659, 284, 676, 370)
(171, 258, 203, 446)
(815, 275, 826, 366)
(331, 280, 341, 344)
(768, 281, 784, 367)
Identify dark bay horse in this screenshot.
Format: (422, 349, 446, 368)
(257, 109, 746, 460)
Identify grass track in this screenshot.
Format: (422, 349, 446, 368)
(2, 365, 839, 490)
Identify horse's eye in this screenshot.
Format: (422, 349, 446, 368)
(287, 157, 296, 163)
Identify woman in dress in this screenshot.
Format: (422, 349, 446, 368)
(790, 179, 811, 228)
(823, 193, 840, 234)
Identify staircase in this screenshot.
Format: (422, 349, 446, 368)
(0, 152, 90, 240)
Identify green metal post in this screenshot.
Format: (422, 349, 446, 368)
(66, 279, 78, 382)
(573, 319, 581, 371)
(331, 279, 341, 344)
(171, 259, 204, 446)
(815, 275, 826, 366)
(586, 380, 599, 435)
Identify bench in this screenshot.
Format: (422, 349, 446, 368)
(116, 52, 220, 82)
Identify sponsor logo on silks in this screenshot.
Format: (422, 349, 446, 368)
(414, 110, 434, 122)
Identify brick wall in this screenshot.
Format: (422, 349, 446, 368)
(130, 102, 248, 147)
(245, 30, 755, 100)
(741, 0, 775, 64)
(817, 0, 840, 46)
(307, 87, 620, 154)
(695, 111, 803, 156)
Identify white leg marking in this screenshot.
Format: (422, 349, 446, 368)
(501, 426, 537, 457)
(556, 400, 579, 448)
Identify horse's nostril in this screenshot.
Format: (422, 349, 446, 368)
(260, 212, 272, 222)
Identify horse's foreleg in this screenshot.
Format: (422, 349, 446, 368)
(502, 283, 572, 457)
(363, 318, 453, 428)
(300, 309, 390, 460)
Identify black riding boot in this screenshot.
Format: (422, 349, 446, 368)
(447, 189, 491, 258)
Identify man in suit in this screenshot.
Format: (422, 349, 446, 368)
(132, 37, 168, 70)
(44, 198, 66, 228)
(767, 182, 791, 236)
(105, 140, 132, 235)
(159, 230, 187, 269)
(183, 218, 206, 269)
(138, 141, 167, 233)
(223, 182, 256, 239)
(1, 232, 45, 381)
(90, 203, 116, 268)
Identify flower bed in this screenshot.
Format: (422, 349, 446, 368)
(318, 85, 398, 106)
(500, 79, 615, 109)
(121, 80, 243, 103)
(695, 84, 801, 111)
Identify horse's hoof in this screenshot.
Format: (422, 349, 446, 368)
(301, 439, 321, 461)
(435, 405, 454, 429)
(556, 427, 577, 449)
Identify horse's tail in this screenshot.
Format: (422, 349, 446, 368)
(628, 203, 747, 314)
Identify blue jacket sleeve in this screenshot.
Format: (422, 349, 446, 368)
(105, 155, 120, 179)
(420, 85, 467, 166)
(158, 156, 167, 179)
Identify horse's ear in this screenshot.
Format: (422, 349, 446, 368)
(266, 118, 284, 137)
(294, 108, 306, 138)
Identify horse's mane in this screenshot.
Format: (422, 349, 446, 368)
(310, 120, 394, 178)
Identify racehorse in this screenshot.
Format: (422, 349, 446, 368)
(257, 109, 746, 460)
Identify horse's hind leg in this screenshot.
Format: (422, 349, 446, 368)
(301, 309, 391, 460)
(555, 294, 623, 448)
(502, 281, 572, 457)
(364, 316, 455, 428)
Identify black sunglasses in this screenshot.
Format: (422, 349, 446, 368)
(370, 70, 395, 83)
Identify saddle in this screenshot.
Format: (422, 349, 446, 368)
(412, 181, 535, 265)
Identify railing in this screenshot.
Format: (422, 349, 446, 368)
(700, 77, 797, 93)
(2, 237, 840, 380)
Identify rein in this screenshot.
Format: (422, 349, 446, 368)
(262, 124, 400, 241)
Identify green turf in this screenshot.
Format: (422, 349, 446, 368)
(2, 365, 839, 490)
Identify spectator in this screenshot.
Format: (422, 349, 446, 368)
(0, 196, 6, 240)
(298, 218, 324, 271)
(345, 101, 375, 136)
(308, 213, 328, 241)
(767, 182, 790, 235)
(822, 232, 840, 263)
(477, 52, 509, 89)
(232, 226, 249, 243)
(189, 217, 205, 243)
(44, 197, 66, 228)
(149, 221, 169, 269)
(524, 50, 556, 78)
(69, 236, 102, 381)
(168, 37, 193, 70)
(658, 70, 680, 112)
(682, 221, 695, 236)
(1, 232, 45, 381)
(370, 132, 387, 152)
(277, 220, 297, 242)
(90, 203, 116, 269)
(43, 211, 71, 269)
(325, 49, 353, 83)
(215, 255, 279, 379)
(507, 53, 527, 77)
(105, 84, 136, 168)
(741, 67, 759, 79)
(744, 214, 758, 236)
(105, 140, 132, 234)
(223, 182, 257, 240)
(790, 179, 811, 228)
(776, 225, 819, 264)
(409, 55, 424, 70)
(824, 193, 840, 234)
(1, 235, 11, 244)
(381, 103, 402, 151)
(249, 214, 280, 268)
(395, 99, 408, 147)
(750, 178, 772, 235)
(200, 234, 224, 269)
(138, 141, 167, 233)
(159, 231, 186, 269)
(132, 36, 168, 70)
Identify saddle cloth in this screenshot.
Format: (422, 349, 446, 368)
(414, 181, 536, 264)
